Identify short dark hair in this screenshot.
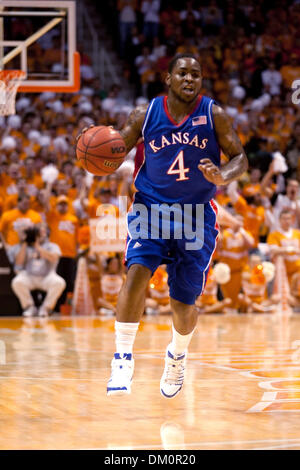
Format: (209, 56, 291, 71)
(280, 209, 293, 217)
(168, 53, 201, 73)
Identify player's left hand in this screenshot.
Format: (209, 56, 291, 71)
(198, 158, 226, 185)
(76, 124, 94, 142)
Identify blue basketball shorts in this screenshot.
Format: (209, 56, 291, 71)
(124, 194, 219, 305)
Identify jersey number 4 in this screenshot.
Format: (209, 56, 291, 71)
(167, 151, 190, 181)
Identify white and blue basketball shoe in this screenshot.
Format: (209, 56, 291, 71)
(160, 346, 186, 399)
(107, 353, 134, 396)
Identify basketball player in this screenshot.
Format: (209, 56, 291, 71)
(81, 53, 248, 398)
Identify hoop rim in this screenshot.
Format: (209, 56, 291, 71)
(0, 70, 26, 83)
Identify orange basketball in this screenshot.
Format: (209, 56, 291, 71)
(76, 125, 126, 176)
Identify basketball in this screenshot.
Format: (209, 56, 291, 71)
(76, 125, 127, 176)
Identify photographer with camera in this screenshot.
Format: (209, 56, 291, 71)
(8, 223, 66, 317)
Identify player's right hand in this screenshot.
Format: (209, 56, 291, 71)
(76, 125, 114, 142)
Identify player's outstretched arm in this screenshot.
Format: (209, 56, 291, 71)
(198, 104, 248, 186)
(119, 104, 148, 153)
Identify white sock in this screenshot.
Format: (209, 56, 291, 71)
(115, 321, 139, 355)
(168, 324, 196, 357)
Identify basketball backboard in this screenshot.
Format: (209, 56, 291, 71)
(0, 0, 80, 93)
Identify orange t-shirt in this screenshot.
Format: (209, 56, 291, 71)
(234, 196, 265, 247)
(49, 196, 76, 215)
(242, 183, 261, 197)
(3, 194, 35, 212)
(0, 208, 42, 245)
(47, 210, 79, 258)
(218, 228, 251, 272)
(24, 174, 44, 193)
(267, 229, 300, 276)
(280, 65, 300, 88)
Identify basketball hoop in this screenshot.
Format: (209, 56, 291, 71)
(0, 70, 26, 116)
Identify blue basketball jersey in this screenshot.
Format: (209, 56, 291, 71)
(134, 95, 220, 204)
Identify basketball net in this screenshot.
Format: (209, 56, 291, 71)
(0, 70, 26, 116)
(72, 257, 95, 316)
(273, 255, 293, 318)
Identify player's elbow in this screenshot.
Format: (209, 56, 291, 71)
(240, 153, 248, 174)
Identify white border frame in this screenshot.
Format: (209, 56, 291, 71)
(0, 1, 76, 89)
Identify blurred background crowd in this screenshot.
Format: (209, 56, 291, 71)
(0, 0, 300, 316)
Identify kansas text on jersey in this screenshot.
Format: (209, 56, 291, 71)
(134, 95, 220, 204)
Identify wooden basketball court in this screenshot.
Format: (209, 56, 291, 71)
(1, 313, 300, 450)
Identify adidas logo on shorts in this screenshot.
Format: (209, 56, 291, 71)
(133, 242, 142, 249)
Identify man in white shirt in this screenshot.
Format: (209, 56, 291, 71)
(8, 223, 66, 317)
(262, 62, 282, 96)
(273, 179, 300, 230)
(141, 0, 160, 40)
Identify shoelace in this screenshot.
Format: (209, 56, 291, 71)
(164, 358, 185, 385)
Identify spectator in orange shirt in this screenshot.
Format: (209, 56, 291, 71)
(85, 187, 120, 219)
(48, 179, 76, 214)
(218, 217, 255, 309)
(267, 209, 300, 285)
(98, 255, 124, 315)
(3, 163, 21, 195)
(0, 194, 42, 246)
(3, 178, 34, 212)
(280, 54, 300, 89)
(47, 195, 79, 310)
(242, 168, 262, 197)
(31, 188, 50, 223)
(59, 160, 74, 185)
(23, 156, 44, 196)
(227, 181, 268, 247)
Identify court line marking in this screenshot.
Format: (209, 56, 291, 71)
(258, 379, 300, 391)
(194, 354, 300, 358)
(0, 376, 253, 383)
(253, 443, 300, 450)
(260, 391, 300, 401)
(0, 376, 105, 381)
(250, 410, 300, 413)
(82, 438, 300, 451)
(246, 401, 273, 413)
(261, 392, 278, 401)
(241, 369, 300, 379)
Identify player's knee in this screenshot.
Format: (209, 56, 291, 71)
(126, 264, 152, 291)
(170, 297, 195, 316)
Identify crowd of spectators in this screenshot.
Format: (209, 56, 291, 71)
(0, 0, 300, 316)
(113, 1, 300, 99)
